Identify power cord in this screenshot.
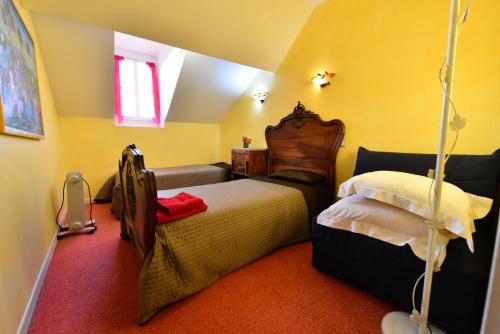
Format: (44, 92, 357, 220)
(55, 180, 67, 229)
(412, 272, 426, 312)
(82, 177, 94, 225)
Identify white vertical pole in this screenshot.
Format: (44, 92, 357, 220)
(418, 1, 461, 333)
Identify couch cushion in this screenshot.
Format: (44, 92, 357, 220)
(353, 147, 500, 199)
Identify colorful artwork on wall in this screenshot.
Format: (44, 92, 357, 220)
(0, 0, 43, 139)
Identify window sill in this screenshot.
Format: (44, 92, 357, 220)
(116, 118, 163, 128)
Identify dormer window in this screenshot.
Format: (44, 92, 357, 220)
(114, 55, 161, 127)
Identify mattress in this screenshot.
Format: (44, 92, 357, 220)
(109, 164, 229, 218)
(138, 177, 328, 324)
(250, 175, 334, 218)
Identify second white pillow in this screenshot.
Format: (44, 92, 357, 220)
(317, 195, 449, 265)
(338, 171, 493, 251)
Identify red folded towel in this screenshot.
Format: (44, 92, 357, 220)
(157, 203, 207, 224)
(157, 192, 204, 215)
(156, 192, 207, 224)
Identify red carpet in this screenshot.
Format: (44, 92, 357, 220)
(29, 204, 394, 333)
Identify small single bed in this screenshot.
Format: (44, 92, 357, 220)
(119, 102, 345, 324)
(312, 147, 500, 334)
(95, 162, 231, 218)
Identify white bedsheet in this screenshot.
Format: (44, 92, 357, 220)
(317, 195, 450, 266)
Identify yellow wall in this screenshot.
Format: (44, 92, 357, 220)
(59, 117, 221, 197)
(2, 1, 499, 332)
(0, 1, 62, 333)
(221, 0, 500, 189)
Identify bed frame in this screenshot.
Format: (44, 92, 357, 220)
(265, 101, 344, 191)
(119, 102, 345, 261)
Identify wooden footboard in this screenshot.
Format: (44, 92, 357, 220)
(119, 144, 157, 261)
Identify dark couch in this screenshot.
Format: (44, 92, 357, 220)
(312, 147, 500, 334)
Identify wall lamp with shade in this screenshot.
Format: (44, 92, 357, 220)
(311, 71, 335, 87)
(254, 92, 269, 103)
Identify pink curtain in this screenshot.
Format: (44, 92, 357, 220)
(146, 62, 162, 126)
(114, 55, 125, 124)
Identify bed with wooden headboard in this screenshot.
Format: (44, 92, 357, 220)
(119, 102, 344, 324)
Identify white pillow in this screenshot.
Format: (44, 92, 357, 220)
(317, 195, 449, 265)
(338, 171, 493, 252)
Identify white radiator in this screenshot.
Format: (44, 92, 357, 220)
(57, 171, 96, 238)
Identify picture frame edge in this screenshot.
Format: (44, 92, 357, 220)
(0, 0, 45, 140)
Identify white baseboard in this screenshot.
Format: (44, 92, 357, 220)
(16, 232, 58, 334)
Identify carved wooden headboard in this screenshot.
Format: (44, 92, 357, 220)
(265, 102, 345, 191)
(119, 144, 157, 261)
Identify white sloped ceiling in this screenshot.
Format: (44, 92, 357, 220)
(22, 0, 320, 71)
(27, 1, 326, 122)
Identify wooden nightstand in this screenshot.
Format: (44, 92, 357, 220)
(231, 148, 268, 179)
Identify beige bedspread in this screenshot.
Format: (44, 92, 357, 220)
(111, 164, 228, 218)
(152, 164, 228, 189)
(139, 179, 309, 323)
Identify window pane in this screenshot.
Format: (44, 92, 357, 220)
(116, 57, 157, 120)
(137, 62, 155, 118)
(119, 59, 137, 117)
(119, 59, 135, 91)
(121, 88, 137, 117)
(137, 62, 153, 92)
(138, 91, 155, 118)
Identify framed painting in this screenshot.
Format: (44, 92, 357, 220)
(0, 0, 43, 139)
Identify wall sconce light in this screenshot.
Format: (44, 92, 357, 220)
(254, 92, 269, 103)
(311, 71, 335, 87)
